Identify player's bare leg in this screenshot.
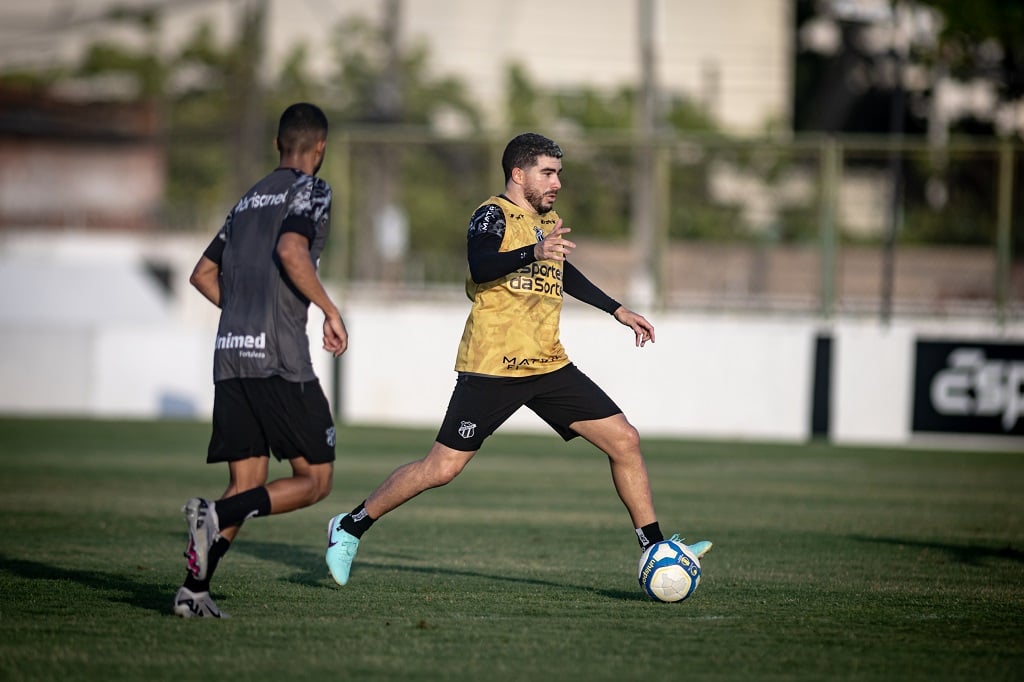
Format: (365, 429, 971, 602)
(570, 414, 656, 529)
(573, 414, 713, 560)
(184, 456, 331, 580)
(213, 457, 332, 540)
(179, 456, 333, 616)
(327, 442, 477, 586)
(365, 442, 478, 518)
(217, 457, 270, 542)
(265, 458, 333, 512)
(177, 456, 267, 618)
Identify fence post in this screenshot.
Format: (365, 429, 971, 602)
(326, 133, 352, 425)
(326, 133, 352, 285)
(819, 136, 840, 319)
(995, 142, 1014, 325)
(653, 141, 671, 310)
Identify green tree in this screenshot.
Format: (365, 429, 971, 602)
(326, 16, 479, 129)
(917, 0, 1024, 103)
(500, 64, 723, 241)
(322, 13, 485, 282)
(75, 6, 167, 98)
(164, 21, 260, 226)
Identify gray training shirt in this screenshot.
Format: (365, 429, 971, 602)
(203, 168, 332, 383)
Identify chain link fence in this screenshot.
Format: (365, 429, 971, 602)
(229, 131, 1024, 322)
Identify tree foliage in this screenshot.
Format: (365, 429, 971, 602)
(2, 2, 1016, 257)
(917, 0, 1024, 99)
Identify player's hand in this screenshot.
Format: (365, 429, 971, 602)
(534, 219, 576, 262)
(323, 313, 349, 357)
(613, 306, 655, 347)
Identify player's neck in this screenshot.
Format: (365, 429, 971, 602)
(502, 189, 538, 216)
(277, 152, 319, 177)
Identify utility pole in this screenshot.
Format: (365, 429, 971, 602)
(230, 0, 267, 199)
(354, 0, 405, 283)
(629, 0, 659, 308)
(881, 1, 908, 326)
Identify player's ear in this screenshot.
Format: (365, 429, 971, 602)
(274, 137, 282, 153)
(512, 167, 524, 185)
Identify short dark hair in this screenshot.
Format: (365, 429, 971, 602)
(501, 132, 563, 183)
(277, 102, 328, 154)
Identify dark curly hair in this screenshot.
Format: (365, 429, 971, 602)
(501, 132, 563, 183)
(276, 102, 329, 155)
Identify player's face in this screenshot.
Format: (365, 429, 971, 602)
(520, 155, 562, 214)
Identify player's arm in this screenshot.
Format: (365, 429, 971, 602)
(467, 204, 536, 283)
(564, 262, 655, 347)
(563, 261, 619, 314)
(276, 231, 348, 357)
(190, 233, 224, 307)
(467, 209, 577, 282)
(468, 232, 535, 283)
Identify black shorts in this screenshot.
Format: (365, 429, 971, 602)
(435, 363, 622, 451)
(208, 377, 336, 464)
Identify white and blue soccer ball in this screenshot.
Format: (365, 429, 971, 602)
(638, 537, 702, 603)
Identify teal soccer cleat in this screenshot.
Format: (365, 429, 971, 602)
(326, 514, 360, 586)
(668, 534, 712, 559)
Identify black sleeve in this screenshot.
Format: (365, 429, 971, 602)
(202, 232, 226, 265)
(563, 261, 621, 314)
(468, 232, 536, 283)
(279, 214, 315, 245)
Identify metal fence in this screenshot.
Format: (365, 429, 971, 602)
(309, 131, 1023, 321)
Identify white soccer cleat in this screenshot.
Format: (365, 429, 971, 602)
(173, 586, 229, 618)
(183, 497, 221, 581)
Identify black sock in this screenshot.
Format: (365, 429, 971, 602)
(339, 501, 376, 539)
(214, 487, 272, 529)
(183, 536, 231, 593)
(636, 522, 664, 550)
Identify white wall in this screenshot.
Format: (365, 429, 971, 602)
(340, 302, 817, 440)
(831, 323, 915, 445)
(1, 230, 1021, 448)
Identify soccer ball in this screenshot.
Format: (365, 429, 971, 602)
(638, 537, 702, 603)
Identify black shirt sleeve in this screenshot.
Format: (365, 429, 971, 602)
(279, 214, 315, 244)
(563, 261, 621, 314)
(202, 232, 226, 265)
(467, 232, 536, 283)
(466, 203, 537, 283)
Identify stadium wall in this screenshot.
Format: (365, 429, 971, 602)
(2, 295, 1020, 449)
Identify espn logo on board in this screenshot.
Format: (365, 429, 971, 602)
(912, 340, 1024, 436)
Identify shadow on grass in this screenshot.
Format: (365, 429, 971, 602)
(0, 553, 171, 614)
(234, 540, 648, 602)
(232, 539, 328, 586)
(0, 538, 647, 618)
(849, 535, 1024, 565)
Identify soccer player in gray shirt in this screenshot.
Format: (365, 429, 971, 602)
(174, 103, 347, 618)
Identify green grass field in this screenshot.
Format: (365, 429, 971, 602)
(0, 417, 1021, 681)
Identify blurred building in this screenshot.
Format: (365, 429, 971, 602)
(0, 0, 793, 136)
(0, 86, 164, 230)
(387, 0, 794, 135)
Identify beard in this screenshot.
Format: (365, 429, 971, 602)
(524, 185, 556, 214)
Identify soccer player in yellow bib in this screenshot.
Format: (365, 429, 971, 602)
(326, 133, 710, 586)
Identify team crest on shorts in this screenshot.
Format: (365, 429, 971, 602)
(458, 421, 477, 439)
(325, 426, 336, 447)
